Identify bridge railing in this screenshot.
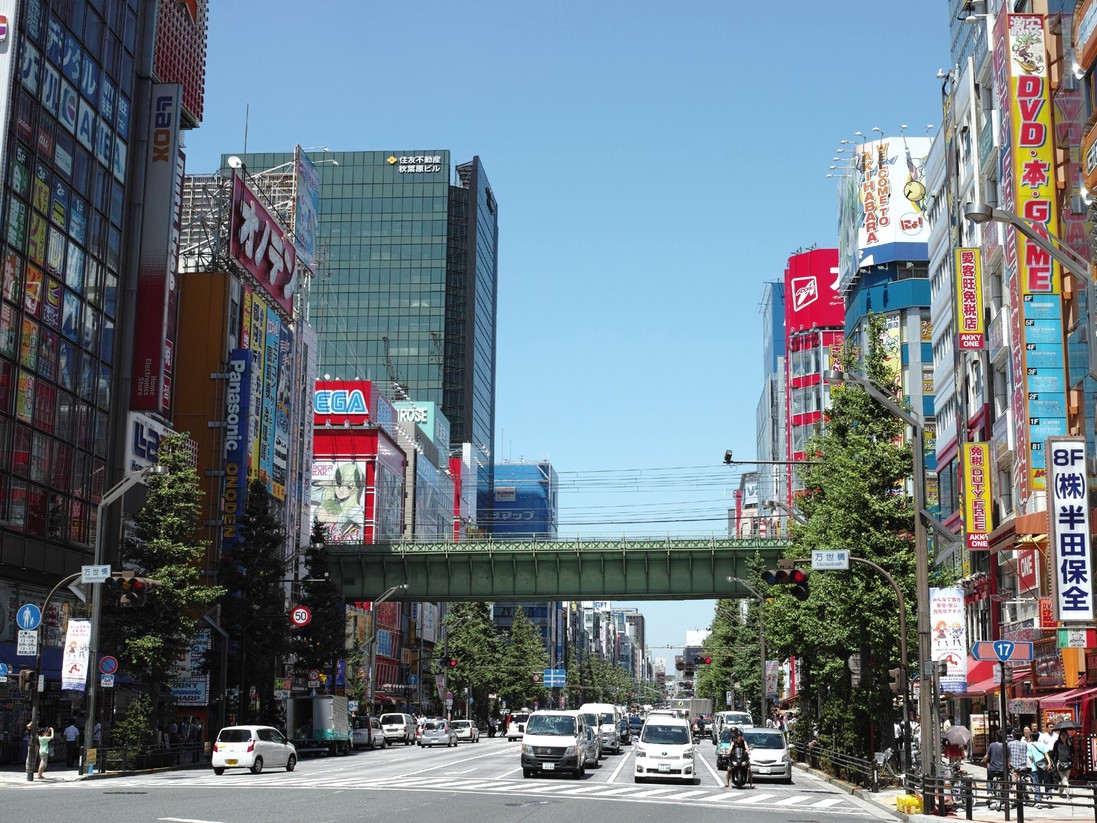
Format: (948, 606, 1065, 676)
(325, 533, 793, 551)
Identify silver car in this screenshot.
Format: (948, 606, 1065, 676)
(419, 718, 458, 747)
(581, 711, 603, 762)
(451, 719, 480, 743)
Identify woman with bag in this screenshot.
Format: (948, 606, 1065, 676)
(1053, 729, 1074, 798)
(1026, 735, 1053, 807)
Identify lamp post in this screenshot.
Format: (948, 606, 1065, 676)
(367, 584, 408, 713)
(725, 577, 768, 726)
(82, 463, 167, 775)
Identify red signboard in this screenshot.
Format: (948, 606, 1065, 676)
(314, 379, 372, 427)
(1017, 547, 1038, 593)
(153, 0, 209, 125)
(229, 174, 297, 315)
(784, 248, 843, 334)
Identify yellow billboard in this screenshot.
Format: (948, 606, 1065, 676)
(962, 442, 992, 551)
(955, 248, 985, 350)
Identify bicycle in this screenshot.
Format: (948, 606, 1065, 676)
(985, 770, 1006, 811)
(1012, 767, 1036, 807)
(874, 748, 902, 783)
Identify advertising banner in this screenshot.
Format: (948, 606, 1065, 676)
(1047, 437, 1093, 621)
(314, 379, 372, 426)
(1017, 547, 1038, 593)
(272, 323, 293, 501)
(394, 401, 451, 454)
(995, 13, 1068, 509)
(228, 172, 297, 315)
(955, 248, 985, 350)
(246, 291, 267, 481)
(260, 306, 280, 491)
(311, 460, 367, 543)
(131, 84, 184, 415)
(167, 630, 212, 706)
(784, 248, 843, 333)
(930, 587, 968, 693)
(0, 1, 20, 200)
(221, 350, 253, 555)
(123, 411, 175, 472)
(961, 443, 992, 550)
(294, 146, 321, 271)
(61, 618, 90, 691)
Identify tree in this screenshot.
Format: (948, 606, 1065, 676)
(764, 314, 918, 753)
(218, 479, 292, 724)
(292, 520, 346, 676)
(497, 607, 548, 709)
(102, 432, 221, 731)
(441, 602, 503, 721)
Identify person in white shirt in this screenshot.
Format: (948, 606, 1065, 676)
(62, 722, 80, 768)
(1037, 721, 1058, 750)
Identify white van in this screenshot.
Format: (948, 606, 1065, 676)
(506, 709, 532, 741)
(520, 710, 588, 778)
(713, 710, 754, 743)
(579, 702, 621, 754)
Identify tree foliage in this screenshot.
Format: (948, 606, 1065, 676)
(292, 520, 346, 673)
(441, 602, 503, 720)
(497, 607, 549, 709)
(698, 586, 766, 724)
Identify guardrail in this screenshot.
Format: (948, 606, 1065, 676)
(90, 742, 208, 774)
(791, 740, 878, 790)
(912, 768, 1097, 821)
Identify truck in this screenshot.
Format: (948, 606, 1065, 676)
(668, 697, 713, 720)
(285, 694, 352, 756)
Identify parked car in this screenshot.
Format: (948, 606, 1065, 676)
(352, 716, 387, 750)
(452, 719, 480, 743)
(419, 718, 458, 747)
(633, 716, 695, 783)
(380, 712, 416, 745)
(520, 710, 588, 778)
(580, 711, 602, 764)
(506, 709, 532, 741)
(212, 725, 297, 775)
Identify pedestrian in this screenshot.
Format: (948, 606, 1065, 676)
(1052, 729, 1074, 797)
(1038, 720, 1057, 749)
(92, 720, 102, 747)
(1007, 728, 1029, 780)
(980, 728, 1004, 807)
(36, 726, 54, 779)
(62, 720, 80, 768)
(1026, 731, 1053, 806)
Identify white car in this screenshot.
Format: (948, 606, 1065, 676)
(506, 710, 531, 741)
(419, 718, 458, 747)
(452, 719, 481, 742)
(633, 717, 695, 783)
(212, 725, 297, 775)
(352, 716, 387, 750)
(380, 712, 416, 745)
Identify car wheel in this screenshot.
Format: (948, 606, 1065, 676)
(250, 757, 264, 775)
(286, 754, 297, 772)
(575, 763, 585, 779)
(213, 767, 226, 775)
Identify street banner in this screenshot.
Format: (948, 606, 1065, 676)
(1046, 437, 1094, 621)
(930, 588, 968, 693)
(61, 618, 90, 691)
(955, 248, 985, 350)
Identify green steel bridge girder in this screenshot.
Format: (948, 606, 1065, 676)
(326, 537, 792, 602)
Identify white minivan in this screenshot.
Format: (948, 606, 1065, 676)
(713, 710, 754, 743)
(520, 710, 588, 778)
(578, 702, 621, 754)
(634, 715, 695, 783)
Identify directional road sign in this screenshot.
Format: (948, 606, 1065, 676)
(543, 668, 566, 688)
(971, 640, 1034, 662)
(16, 603, 41, 631)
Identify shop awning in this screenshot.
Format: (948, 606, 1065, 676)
(1039, 685, 1097, 708)
(963, 658, 1029, 696)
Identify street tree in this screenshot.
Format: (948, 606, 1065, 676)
(441, 602, 502, 721)
(102, 432, 221, 731)
(497, 607, 548, 709)
(218, 479, 292, 723)
(292, 520, 346, 677)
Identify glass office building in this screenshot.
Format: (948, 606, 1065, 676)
(230, 150, 499, 512)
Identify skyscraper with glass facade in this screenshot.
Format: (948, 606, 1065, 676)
(229, 150, 498, 509)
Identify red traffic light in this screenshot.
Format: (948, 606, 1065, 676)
(762, 566, 810, 601)
(447, 658, 458, 668)
(702, 656, 713, 665)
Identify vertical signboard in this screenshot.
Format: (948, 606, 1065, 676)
(131, 84, 183, 416)
(259, 306, 280, 491)
(961, 443, 993, 550)
(995, 13, 1068, 510)
(0, 0, 20, 184)
(61, 618, 90, 691)
(930, 587, 968, 693)
(1046, 437, 1093, 622)
(955, 248, 985, 350)
(228, 172, 297, 315)
(294, 146, 321, 271)
(222, 350, 252, 556)
(247, 291, 267, 482)
(272, 322, 293, 501)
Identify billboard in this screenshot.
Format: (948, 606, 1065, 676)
(1047, 438, 1093, 622)
(312, 460, 367, 543)
(124, 411, 176, 472)
(955, 248, 985, 351)
(221, 350, 253, 555)
(229, 172, 298, 315)
(259, 305, 281, 493)
(930, 587, 968, 694)
(961, 443, 992, 550)
(314, 379, 372, 426)
(272, 322, 293, 501)
(784, 248, 842, 334)
(245, 290, 267, 482)
(294, 146, 321, 271)
(153, 0, 208, 126)
(995, 13, 1068, 509)
(131, 84, 184, 416)
(394, 401, 451, 454)
(0, 1, 19, 193)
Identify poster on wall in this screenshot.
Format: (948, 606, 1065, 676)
(311, 460, 367, 542)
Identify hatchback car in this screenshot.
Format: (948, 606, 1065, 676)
(380, 712, 416, 745)
(352, 716, 387, 750)
(633, 717, 695, 783)
(451, 719, 480, 743)
(740, 728, 792, 783)
(212, 725, 297, 775)
(419, 718, 458, 747)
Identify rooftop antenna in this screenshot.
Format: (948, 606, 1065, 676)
(243, 103, 250, 155)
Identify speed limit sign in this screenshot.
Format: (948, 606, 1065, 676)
(290, 605, 312, 627)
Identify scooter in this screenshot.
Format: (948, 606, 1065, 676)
(729, 750, 751, 789)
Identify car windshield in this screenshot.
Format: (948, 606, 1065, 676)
(526, 715, 576, 736)
(510, 713, 529, 724)
(599, 712, 614, 725)
(218, 729, 252, 743)
(743, 731, 786, 749)
(720, 728, 750, 744)
(381, 715, 404, 725)
(641, 724, 690, 745)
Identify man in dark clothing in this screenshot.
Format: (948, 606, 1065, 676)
(1053, 730, 1074, 797)
(981, 728, 1004, 807)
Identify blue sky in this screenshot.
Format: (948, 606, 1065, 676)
(185, 0, 951, 665)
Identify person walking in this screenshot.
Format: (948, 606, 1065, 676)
(1027, 732, 1053, 807)
(36, 726, 54, 779)
(1052, 729, 1074, 797)
(62, 721, 80, 768)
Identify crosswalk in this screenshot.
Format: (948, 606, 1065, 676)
(101, 771, 872, 814)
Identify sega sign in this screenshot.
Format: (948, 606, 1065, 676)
(314, 379, 372, 426)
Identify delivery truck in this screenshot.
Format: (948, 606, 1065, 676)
(285, 694, 352, 756)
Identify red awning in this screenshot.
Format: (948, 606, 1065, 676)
(1039, 685, 1097, 708)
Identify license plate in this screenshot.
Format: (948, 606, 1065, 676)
(226, 759, 238, 766)
(658, 763, 670, 772)
(543, 763, 555, 770)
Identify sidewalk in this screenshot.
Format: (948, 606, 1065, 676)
(0, 761, 86, 785)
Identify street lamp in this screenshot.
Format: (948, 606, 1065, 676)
(82, 463, 167, 774)
(962, 203, 1091, 281)
(367, 584, 408, 712)
(725, 577, 767, 725)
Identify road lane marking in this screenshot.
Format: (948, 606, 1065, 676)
(811, 798, 846, 808)
(656, 789, 711, 800)
(773, 794, 812, 805)
(158, 819, 230, 823)
(607, 751, 633, 783)
(730, 792, 778, 803)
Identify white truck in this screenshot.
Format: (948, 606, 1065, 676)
(285, 694, 352, 756)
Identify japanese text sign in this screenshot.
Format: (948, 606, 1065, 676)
(962, 443, 993, 550)
(1047, 437, 1093, 621)
(955, 248, 985, 350)
(229, 173, 297, 315)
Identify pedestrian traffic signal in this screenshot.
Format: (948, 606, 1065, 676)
(888, 667, 903, 693)
(446, 658, 458, 669)
(761, 561, 809, 601)
(105, 572, 162, 607)
(18, 669, 34, 692)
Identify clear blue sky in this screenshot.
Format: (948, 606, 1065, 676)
(185, 0, 951, 665)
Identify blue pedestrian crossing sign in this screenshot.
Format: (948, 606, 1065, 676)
(0, 662, 8, 677)
(16, 603, 42, 631)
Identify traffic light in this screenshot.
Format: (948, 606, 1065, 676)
(105, 571, 162, 607)
(691, 655, 713, 665)
(675, 656, 685, 671)
(761, 560, 809, 601)
(445, 657, 458, 669)
(18, 669, 34, 692)
(888, 667, 903, 693)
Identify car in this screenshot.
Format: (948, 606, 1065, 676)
(618, 714, 631, 745)
(580, 711, 602, 763)
(352, 716, 388, 750)
(578, 702, 621, 754)
(419, 718, 458, 747)
(452, 719, 480, 743)
(740, 727, 793, 783)
(506, 709, 531, 741)
(212, 725, 297, 775)
(628, 714, 644, 738)
(379, 712, 416, 745)
(520, 710, 588, 778)
(713, 710, 754, 743)
(633, 716, 695, 783)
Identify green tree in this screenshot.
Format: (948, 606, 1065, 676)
(102, 433, 221, 730)
(293, 520, 346, 676)
(218, 479, 292, 724)
(764, 315, 917, 754)
(441, 602, 503, 721)
(498, 607, 548, 709)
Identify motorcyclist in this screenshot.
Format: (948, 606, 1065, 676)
(724, 727, 753, 788)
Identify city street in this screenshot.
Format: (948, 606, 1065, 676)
(0, 737, 895, 822)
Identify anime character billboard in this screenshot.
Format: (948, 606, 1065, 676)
(311, 460, 367, 543)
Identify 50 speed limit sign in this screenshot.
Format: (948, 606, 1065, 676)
(290, 605, 312, 627)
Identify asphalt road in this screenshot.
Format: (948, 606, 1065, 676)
(2, 736, 899, 822)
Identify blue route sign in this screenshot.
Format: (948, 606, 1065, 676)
(543, 669, 566, 688)
(16, 603, 42, 631)
(971, 640, 1033, 662)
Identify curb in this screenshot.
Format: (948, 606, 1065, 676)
(793, 762, 911, 819)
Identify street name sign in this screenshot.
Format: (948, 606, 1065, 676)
(811, 550, 850, 570)
(971, 640, 1033, 662)
(81, 565, 111, 584)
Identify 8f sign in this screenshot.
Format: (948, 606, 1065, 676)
(1047, 437, 1093, 622)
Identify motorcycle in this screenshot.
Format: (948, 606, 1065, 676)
(729, 749, 751, 789)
